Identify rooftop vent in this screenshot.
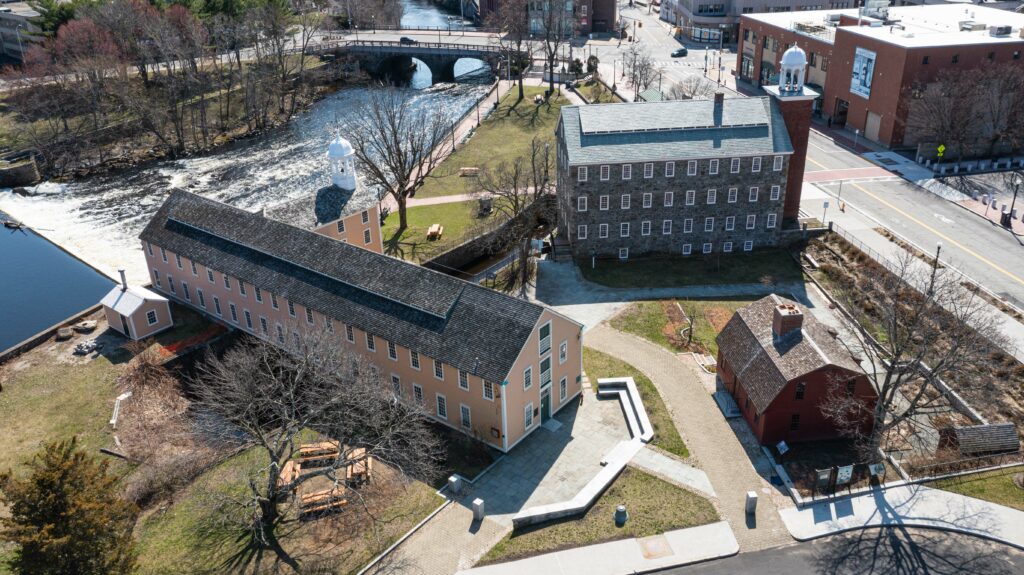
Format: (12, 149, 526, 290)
(959, 21, 986, 31)
(989, 25, 1012, 36)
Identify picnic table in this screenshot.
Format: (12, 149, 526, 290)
(297, 440, 340, 468)
(300, 486, 349, 516)
(427, 224, 444, 240)
(278, 460, 300, 489)
(345, 447, 374, 485)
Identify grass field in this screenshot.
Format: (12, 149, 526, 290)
(583, 347, 688, 458)
(610, 298, 756, 357)
(931, 465, 1024, 511)
(479, 467, 717, 565)
(414, 87, 568, 199)
(580, 249, 802, 289)
(381, 200, 496, 262)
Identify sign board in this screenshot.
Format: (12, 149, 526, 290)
(937, 144, 946, 158)
(815, 468, 833, 491)
(835, 465, 855, 486)
(868, 463, 886, 477)
(850, 47, 876, 99)
(824, 201, 830, 209)
(776, 441, 790, 456)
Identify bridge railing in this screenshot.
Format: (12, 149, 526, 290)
(343, 40, 506, 54)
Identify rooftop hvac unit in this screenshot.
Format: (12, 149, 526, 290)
(825, 13, 841, 22)
(959, 21, 986, 31)
(989, 25, 1012, 36)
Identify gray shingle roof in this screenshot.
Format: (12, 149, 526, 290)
(716, 295, 862, 413)
(560, 97, 793, 165)
(140, 191, 550, 383)
(266, 185, 379, 231)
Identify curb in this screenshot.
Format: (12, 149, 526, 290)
(784, 519, 1024, 552)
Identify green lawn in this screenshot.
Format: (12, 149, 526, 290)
(479, 467, 717, 565)
(580, 249, 802, 289)
(382, 200, 497, 262)
(931, 466, 1024, 511)
(414, 86, 568, 199)
(584, 348, 688, 458)
(610, 298, 756, 357)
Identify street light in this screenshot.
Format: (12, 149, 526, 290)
(1002, 174, 1022, 228)
(852, 128, 860, 153)
(15, 24, 24, 59)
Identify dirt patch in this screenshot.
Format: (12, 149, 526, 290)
(662, 301, 690, 351)
(703, 306, 733, 334)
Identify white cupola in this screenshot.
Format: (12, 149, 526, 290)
(327, 135, 357, 191)
(779, 44, 808, 93)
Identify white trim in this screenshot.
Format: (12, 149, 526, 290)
(436, 393, 448, 420)
(459, 403, 472, 429)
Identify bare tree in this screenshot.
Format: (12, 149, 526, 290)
(191, 327, 441, 567)
(973, 63, 1024, 157)
(476, 136, 554, 295)
(486, 0, 532, 101)
(347, 87, 452, 234)
(821, 251, 1006, 462)
(668, 75, 716, 100)
(622, 43, 658, 95)
(537, 0, 577, 96)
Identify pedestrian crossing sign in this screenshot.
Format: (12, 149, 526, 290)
(937, 144, 946, 158)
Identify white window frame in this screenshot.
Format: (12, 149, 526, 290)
(730, 158, 741, 173)
(391, 374, 402, 398)
(709, 158, 719, 175)
(744, 240, 754, 252)
(244, 310, 253, 330)
(559, 376, 568, 401)
(190, 261, 198, 276)
(146, 310, 158, 325)
(600, 165, 610, 180)
(752, 156, 762, 173)
(578, 166, 588, 182)
(707, 189, 717, 205)
(767, 213, 777, 229)
(685, 190, 695, 205)
(288, 301, 296, 317)
(366, 333, 376, 352)
(259, 316, 268, 335)
(704, 217, 715, 232)
(146, 242, 153, 257)
(577, 196, 588, 211)
(336, 220, 346, 233)
(524, 366, 533, 390)
(167, 274, 175, 294)
(725, 215, 735, 231)
(621, 164, 632, 180)
(207, 269, 215, 284)
(599, 195, 610, 210)
(270, 293, 279, 310)
(388, 340, 398, 360)
(620, 222, 630, 237)
(747, 214, 757, 230)
(413, 384, 424, 405)
(621, 195, 630, 210)
(642, 192, 652, 208)
(196, 288, 205, 308)
(433, 359, 444, 380)
(346, 324, 355, 343)
(749, 187, 759, 202)
(662, 219, 672, 235)
(524, 402, 534, 429)
(770, 185, 781, 201)
(539, 321, 552, 356)
(664, 191, 674, 207)
(238, 281, 247, 297)
(160, 247, 167, 263)
(276, 323, 285, 344)
(665, 161, 675, 178)
(410, 350, 421, 370)
(703, 242, 713, 254)
(363, 229, 372, 244)
(182, 281, 190, 302)
(436, 394, 448, 420)
(599, 223, 609, 238)
(213, 296, 222, 317)
(773, 155, 784, 171)
(643, 162, 654, 179)
(483, 380, 495, 401)
(724, 241, 733, 253)
(619, 247, 629, 260)
(460, 403, 471, 428)
(559, 340, 568, 364)
(254, 287, 262, 303)
(687, 160, 697, 176)
(175, 254, 182, 269)
(682, 243, 692, 255)
(223, 274, 231, 290)
(728, 188, 738, 203)
(577, 225, 588, 240)
(641, 220, 651, 236)
(361, 210, 369, 224)
(305, 307, 314, 325)
(459, 370, 469, 390)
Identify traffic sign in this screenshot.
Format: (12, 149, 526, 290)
(937, 144, 946, 158)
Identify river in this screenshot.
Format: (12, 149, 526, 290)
(402, 0, 473, 29)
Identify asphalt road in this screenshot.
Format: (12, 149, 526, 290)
(660, 528, 1024, 575)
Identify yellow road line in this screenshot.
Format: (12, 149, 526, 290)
(850, 182, 1024, 287)
(806, 155, 829, 170)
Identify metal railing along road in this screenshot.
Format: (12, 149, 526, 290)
(342, 40, 506, 54)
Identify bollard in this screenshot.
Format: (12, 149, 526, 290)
(472, 498, 485, 521)
(448, 475, 463, 495)
(745, 491, 758, 514)
(614, 504, 629, 526)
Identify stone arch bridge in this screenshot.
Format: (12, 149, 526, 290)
(324, 40, 520, 83)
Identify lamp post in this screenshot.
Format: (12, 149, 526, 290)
(354, 24, 359, 41)
(852, 128, 860, 153)
(371, 15, 375, 34)
(1002, 174, 1022, 228)
(15, 24, 24, 59)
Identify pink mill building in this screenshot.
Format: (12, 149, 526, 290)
(139, 189, 584, 453)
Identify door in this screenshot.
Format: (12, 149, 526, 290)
(865, 111, 882, 143)
(120, 314, 131, 339)
(540, 389, 552, 423)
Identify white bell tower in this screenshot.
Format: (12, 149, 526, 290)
(327, 135, 357, 191)
(778, 44, 808, 94)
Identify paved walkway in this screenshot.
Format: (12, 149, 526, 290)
(779, 484, 1024, 550)
(585, 324, 793, 552)
(631, 446, 716, 497)
(454, 521, 738, 575)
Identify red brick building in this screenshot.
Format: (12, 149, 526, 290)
(716, 295, 877, 445)
(737, 5, 1024, 149)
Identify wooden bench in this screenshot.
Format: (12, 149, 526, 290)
(300, 486, 349, 516)
(345, 448, 374, 485)
(278, 460, 300, 490)
(297, 440, 340, 468)
(427, 224, 444, 240)
(458, 167, 480, 177)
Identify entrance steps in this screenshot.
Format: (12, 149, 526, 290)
(551, 237, 573, 262)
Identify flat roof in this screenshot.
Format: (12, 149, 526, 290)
(745, 4, 1024, 48)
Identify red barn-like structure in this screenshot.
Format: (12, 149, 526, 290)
(716, 295, 877, 445)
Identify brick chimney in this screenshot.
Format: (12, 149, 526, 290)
(772, 303, 804, 339)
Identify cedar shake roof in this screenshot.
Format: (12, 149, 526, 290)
(716, 294, 862, 413)
(140, 191, 553, 384)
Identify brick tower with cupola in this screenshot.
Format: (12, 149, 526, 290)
(765, 45, 817, 224)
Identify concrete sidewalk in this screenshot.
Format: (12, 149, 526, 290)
(779, 484, 1024, 550)
(454, 520, 738, 575)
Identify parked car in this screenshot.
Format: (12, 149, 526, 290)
(399, 36, 418, 45)
(671, 48, 688, 57)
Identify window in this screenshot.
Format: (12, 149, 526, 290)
(620, 222, 630, 237)
(795, 383, 806, 400)
(336, 220, 346, 233)
(229, 303, 238, 323)
(621, 164, 632, 180)
(524, 402, 534, 429)
(160, 247, 167, 263)
(773, 156, 784, 171)
(239, 282, 247, 297)
(643, 163, 654, 179)
(223, 274, 231, 290)
(728, 188, 738, 203)
(599, 224, 609, 238)
(577, 196, 588, 211)
(433, 359, 444, 380)
(146, 310, 158, 325)
(410, 350, 421, 369)
(260, 316, 268, 335)
(524, 366, 533, 390)
(460, 404, 471, 428)
(767, 213, 777, 229)
(686, 190, 695, 205)
(790, 414, 801, 430)
(770, 185, 781, 201)
(749, 187, 759, 202)
(459, 370, 469, 390)
(662, 220, 672, 235)
(743, 240, 753, 251)
(388, 341, 397, 360)
(244, 310, 253, 330)
(559, 376, 568, 401)
(664, 191, 674, 206)
(599, 195, 609, 210)
(577, 225, 588, 240)
(687, 160, 697, 176)
(621, 195, 630, 209)
(167, 275, 176, 294)
(707, 189, 717, 204)
(578, 166, 588, 182)
(540, 357, 552, 388)
(746, 214, 756, 229)
(305, 307, 314, 324)
(642, 193, 652, 208)
(413, 384, 424, 405)
(324, 318, 333, 333)
(709, 159, 719, 175)
(641, 220, 651, 236)
(346, 324, 355, 343)
(483, 380, 495, 401)
(182, 281, 190, 302)
(361, 210, 369, 224)
(539, 322, 551, 355)
(600, 165, 610, 180)
(821, 56, 828, 71)
(190, 260, 198, 276)
(730, 158, 740, 173)
(255, 288, 262, 303)
(436, 394, 447, 420)
(619, 247, 629, 260)
(363, 229, 372, 244)
(197, 289, 206, 308)
(174, 254, 182, 269)
(683, 218, 693, 233)
(207, 269, 214, 283)
(366, 333, 375, 352)
(147, 243, 153, 256)
(270, 293, 279, 309)
(1015, 51, 1021, 61)
(213, 297, 222, 316)
(724, 241, 733, 253)
(391, 374, 401, 398)
(846, 381, 857, 396)
(951, 53, 959, 64)
(703, 242, 713, 254)
(682, 243, 692, 255)
(725, 216, 735, 231)
(665, 161, 675, 177)
(752, 157, 762, 173)
(559, 340, 568, 364)
(287, 301, 295, 317)
(276, 324, 284, 344)
(704, 217, 714, 232)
